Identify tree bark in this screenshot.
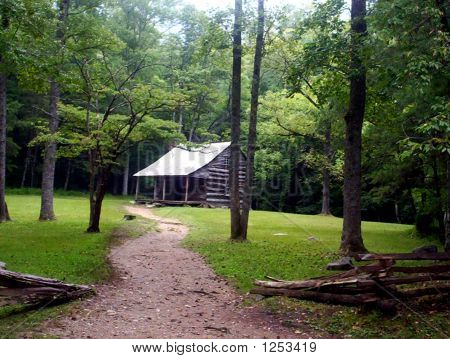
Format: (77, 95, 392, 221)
(0, 268, 93, 309)
(39, 0, 69, 220)
(134, 143, 141, 200)
(0, 69, 10, 222)
(30, 146, 38, 187)
(87, 168, 108, 233)
(229, 0, 243, 240)
(340, 0, 368, 255)
(88, 149, 95, 225)
(122, 150, 129, 196)
(178, 107, 183, 133)
(87, 189, 106, 233)
(445, 158, 450, 252)
(0, 5, 10, 222)
(241, 0, 264, 240)
(21, 146, 32, 188)
(431, 156, 445, 241)
(321, 123, 332, 215)
(39, 80, 60, 220)
(435, 0, 450, 251)
(63, 159, 71, 191)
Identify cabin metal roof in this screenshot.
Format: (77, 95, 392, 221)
(133, 142, 231, 177)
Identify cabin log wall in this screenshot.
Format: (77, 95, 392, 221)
(203, 147, 246, 207)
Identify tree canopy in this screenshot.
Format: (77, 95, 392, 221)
(0, 0, 448, 248)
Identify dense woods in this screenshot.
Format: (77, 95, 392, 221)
(0, 0, 448, 248)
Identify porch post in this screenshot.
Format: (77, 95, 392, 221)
(153, 177, 157, 200)
(162, 176, 166, 201)
(184, 176, 189, 202)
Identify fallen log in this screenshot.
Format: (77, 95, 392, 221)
(252, 252, 450, 314)
(375, 273, 450, 286)
(255, 272, 450, 293)
(254, 276, 369, 290)
(355, 252, 450, 261)
(0, 268, 94, 309)
(0, 287, 66, 297)
(396, 285, 450, 299)
(250, 287, 380, 305)
(356, 263, 450, 274)
(0, 268, 87, 290)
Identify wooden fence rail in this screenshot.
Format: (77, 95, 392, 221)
(251, 252, 450, 314)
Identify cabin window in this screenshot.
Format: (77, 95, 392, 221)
(224, 156, 230, 167)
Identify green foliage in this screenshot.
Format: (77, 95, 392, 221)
(364, 0, 449, 233)
(2, 0, 449, 233)
(157, 5, 233, 141)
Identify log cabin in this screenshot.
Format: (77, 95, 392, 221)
(133, 142, 246, 207)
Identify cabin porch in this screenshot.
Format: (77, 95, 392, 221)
(135, 175, 207, 204)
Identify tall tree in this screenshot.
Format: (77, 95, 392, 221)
(1, 1, 50, 221)
(229, 0, 243, 240)
(435, 0, 450, 252)
(0, 65, 9, 223)
(321, 120, 332, 215)
(284, 0, 348, 217)
(340, 0, 368, 254)
(368, 0, 449, 241)
(0, 2, 11, 222)
(122, 150, 129, 196)
(446, 159, 450, 252)
(39, 0, 69, 221)
(241, 0, 265, 239)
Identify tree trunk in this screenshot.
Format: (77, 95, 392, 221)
(112, 174, 119, 195)
(144, 149, 150, 188)
(230, 0, 243, 240)
(0, 69, 10, 222)
(63, 159, 71, 191)
(134, 143, 141, 200)
(122, 150, 129, 196)
(30, 146, 38, 188)
(178, 107, 183, 133)
(0, 6, 10, 222)
(241, 0, 264, 240)
(432, 156, 445, 242)
(21, 146, 32, 188)
(435, 0, 449, 251)
(39, 0, 69, 221)
(321, 168, 331, 215)
(39, 80, 60, 221)
(87, 168, 108, 233)
(340, 0, 368, 255)
(445, 158, 450, 252)
(321, 123, 332, 215)
(88, 150, 96, 227)
(188, 117, 198, 142)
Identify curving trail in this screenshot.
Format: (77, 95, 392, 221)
(45, 206, 322, 338)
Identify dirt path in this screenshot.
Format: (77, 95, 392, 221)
(45, 206, 322, 339)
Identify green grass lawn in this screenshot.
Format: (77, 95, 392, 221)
(155, 207, 449, 338)
(0, 194, 129, 283)
(0, 193, 134, 338)
(0, 197, 447, 339)
(155, 207, 437, 291)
